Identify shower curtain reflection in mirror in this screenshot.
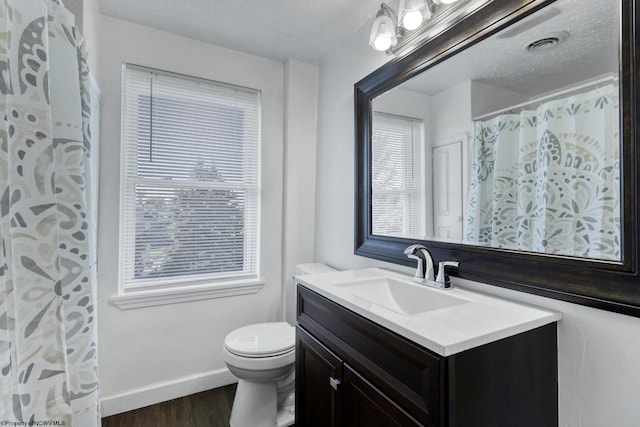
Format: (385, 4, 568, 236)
(0, 0, 100, 425)
(465, 84, 620, 260)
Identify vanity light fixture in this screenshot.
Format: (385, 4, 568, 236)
(398, 0, 432, 31)
(369, 4, 398, 51)
(370, 0, 463, 53)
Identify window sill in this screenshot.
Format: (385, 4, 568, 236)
(110, 279, 265, 310)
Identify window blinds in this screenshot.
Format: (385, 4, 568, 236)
(120, 64, 261, 289)
(372, 112, 425, 238)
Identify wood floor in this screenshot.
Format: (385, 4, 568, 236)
(101, 384, 237, 427)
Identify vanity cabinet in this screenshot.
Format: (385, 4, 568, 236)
(295, 284, 558, 427)
(297, 326, 422, 427)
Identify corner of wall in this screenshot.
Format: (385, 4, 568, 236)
(282, 59, 320, 324)
(82, 0, 101, 73)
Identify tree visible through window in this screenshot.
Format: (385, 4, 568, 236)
(120, 65, 260, 289)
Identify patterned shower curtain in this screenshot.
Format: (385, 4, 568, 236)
(465, 84, 620, 260)
(0, 1, 100, 425)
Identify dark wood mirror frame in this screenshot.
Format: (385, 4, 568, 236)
(355, 0, 640, 317)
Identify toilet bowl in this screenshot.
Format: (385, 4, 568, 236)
(224, 322, 296, 427)
(223, 263, 337, 427)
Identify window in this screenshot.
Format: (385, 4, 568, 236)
(119, 65, 261, 291)
(371, 112, 425, 238)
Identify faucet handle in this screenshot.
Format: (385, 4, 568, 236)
(435, 261, 459, 286)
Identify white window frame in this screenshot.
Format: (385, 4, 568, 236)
(114, 64, 264, 308)
(371, 111, 426, 238)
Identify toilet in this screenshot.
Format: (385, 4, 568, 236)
(223, 263, 336, 427)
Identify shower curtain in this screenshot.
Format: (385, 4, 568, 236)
(0, 0, 100, 425)
(465, 84, 620, 260)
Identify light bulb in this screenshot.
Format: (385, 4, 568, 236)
(402, 10, 423, 30)
(373, 36, 393, 51)
(369, 4, 397, 52)
(369, 4, 398, 52)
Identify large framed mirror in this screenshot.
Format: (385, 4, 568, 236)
(355, 0, 640, 317)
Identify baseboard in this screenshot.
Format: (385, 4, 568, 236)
(100, 367, 237, 417)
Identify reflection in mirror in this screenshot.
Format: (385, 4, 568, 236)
(371, 0, 620, 260)
(372, 112, 426, 238)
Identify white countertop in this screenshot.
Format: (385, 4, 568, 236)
(295, 268, 561, 357)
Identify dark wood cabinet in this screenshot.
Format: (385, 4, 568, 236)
(296, 326, 421, 427)
(343, 365, 422, 427)
(295, 326, 343, 427)
(295, 284, 558, 427)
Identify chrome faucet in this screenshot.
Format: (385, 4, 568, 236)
(404, 245, 459, 289)
(403, 244, 435, 284)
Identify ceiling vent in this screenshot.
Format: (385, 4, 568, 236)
(522, 31, 570, 52)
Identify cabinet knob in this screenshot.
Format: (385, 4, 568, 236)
(329, 377, 341, 391)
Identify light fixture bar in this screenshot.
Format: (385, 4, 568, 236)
(369, 0, 492, 55)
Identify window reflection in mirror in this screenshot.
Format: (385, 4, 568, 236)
(371, 0, 620, 261)
(372, 112, 426, 238)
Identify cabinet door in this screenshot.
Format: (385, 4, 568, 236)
(343, 365, 422, 427)
(295, 326, 343, 427)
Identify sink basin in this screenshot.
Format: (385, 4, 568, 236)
(296, 268, 561, 356)
(333, 277, 468, 315)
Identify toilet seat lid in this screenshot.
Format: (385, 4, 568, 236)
(224, 322, 295, 357)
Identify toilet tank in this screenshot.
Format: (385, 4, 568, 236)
(294, 263, 337, 276)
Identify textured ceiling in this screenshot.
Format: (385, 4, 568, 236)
(97, 0, 615, 88)
(400, 0, 618, 97)
(97, 0, 382, 62)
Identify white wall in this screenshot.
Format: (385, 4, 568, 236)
(470, 80, 528, 118)
(96, 15, 287, 415)
(283, 60, 320, 324)
(315, 23, 392, 271)
(431, 80, 472, 142)
(315, 19, 640, 427)
(82, 0, 100, 73)
(374, 88, 431, 123)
